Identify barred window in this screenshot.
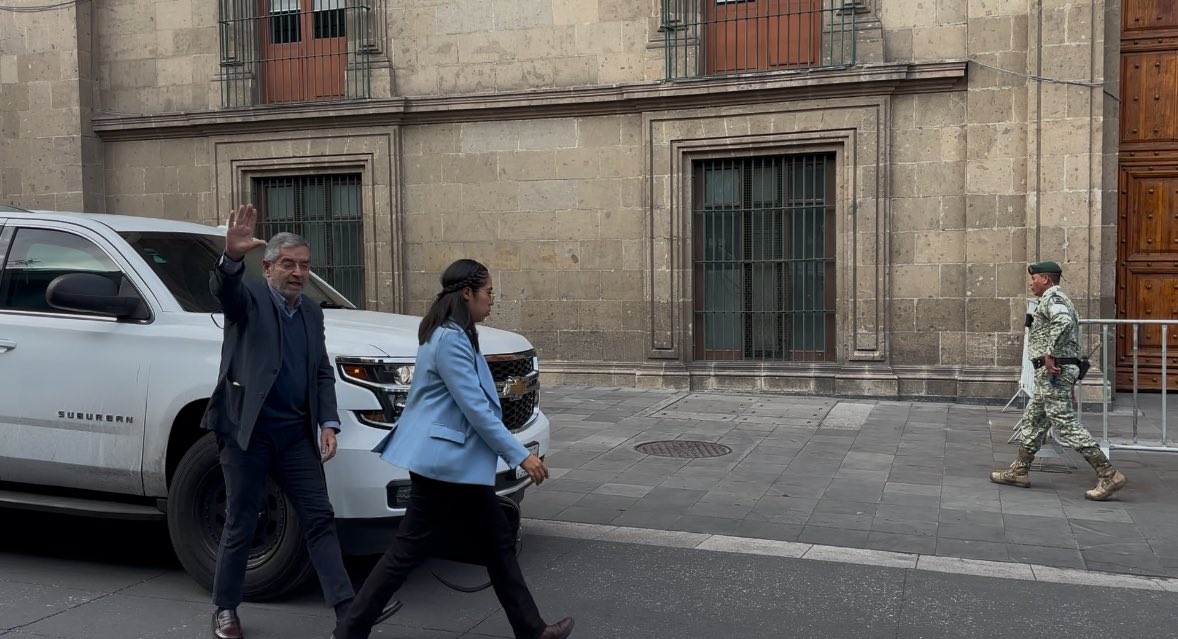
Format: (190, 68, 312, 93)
(692, 154, 836, 361)
(662, 0, 856, 79)
(253, 174, 365, 308)
(218, 0, 387, 107)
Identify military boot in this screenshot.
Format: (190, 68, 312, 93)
(1080, 448, 1127, 501)
(990, 448, 1035, 488)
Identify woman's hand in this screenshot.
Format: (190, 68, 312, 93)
(520, 454, 549, 486)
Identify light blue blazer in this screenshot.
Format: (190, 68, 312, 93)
(374, 323, 530, 486)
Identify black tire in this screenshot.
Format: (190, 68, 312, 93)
(166, 432, 314, 601)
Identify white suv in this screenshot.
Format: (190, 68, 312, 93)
(0, 208, 549, 599)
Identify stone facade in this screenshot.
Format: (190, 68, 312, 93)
(0, 0, 1118, 400)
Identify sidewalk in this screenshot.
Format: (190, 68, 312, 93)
(528, 386, 1178, 578)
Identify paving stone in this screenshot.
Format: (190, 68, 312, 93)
(871, 517, 939, 538)
(886, 468, 943, 486)
(1081, 550, 1168, 577)
(669, 515, 743, 535)
(631, 487, 707, 511)
(1003, 515, 1078, 548)
(938, 523, 1007, 543)
(593, 483, 655, 499)
(730, 520, 804, 542)
(866, 531, 938, 555)
(544, 478, 606, 494)
(609, 510, 684, 530)
(532, 385, 1178, 581)
(875, 503, 941, 523)
(798, 526, 870, 548)
(806, 512, 874, 531)
(824, 479, 886, 503)
(935, 538, 1010, 562)
(556, 505, 629, 525)
(938, 509, 1003, 527)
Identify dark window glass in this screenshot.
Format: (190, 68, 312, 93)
(0, 228, 124, 315)
(314, 8, 346, 38)
(253, 174, 365, 308)
(692, 153, 836, 361)
(119, 231, 354, 313)
(270, 10, 301, 44)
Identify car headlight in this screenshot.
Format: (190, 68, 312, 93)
(337, 357, 414, 429)
(340, 361, 414, 386)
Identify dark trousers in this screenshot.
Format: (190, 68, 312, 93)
(334, 473, 546, 639)
(212, 425, 354, 610)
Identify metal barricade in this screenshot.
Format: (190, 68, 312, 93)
(1078, 318, 1176, 456)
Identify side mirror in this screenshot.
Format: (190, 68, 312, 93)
(46, 272, 146, 319)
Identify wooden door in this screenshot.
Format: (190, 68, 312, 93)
(702, 0, 822, 75)
(258, 0, 346, 104)
(305, 0, 347, 100)
(1117, 0, 1178, 390)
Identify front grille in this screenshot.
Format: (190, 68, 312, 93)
(486, 350, 537, 432)
(501, 391, 537, 432)
(487, 352, 535, 379)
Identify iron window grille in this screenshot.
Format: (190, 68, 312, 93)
(218, 0, 387, 107)
(662, 0, 856, 80)
(252, 174, 365, 308)
(692, 154, 836, 362)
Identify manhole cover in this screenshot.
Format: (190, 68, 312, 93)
(634, 440, 732, 458)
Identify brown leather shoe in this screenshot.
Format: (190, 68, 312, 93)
(538, 617, 574, 639)
(212, 608, 243, 639)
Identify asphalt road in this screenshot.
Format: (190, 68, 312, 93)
(1, 510, 1175, 639)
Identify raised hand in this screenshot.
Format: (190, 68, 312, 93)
(225, 204, 266, 261)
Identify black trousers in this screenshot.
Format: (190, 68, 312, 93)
(334, 473, 546, 639)
(212, 425, 353, 610)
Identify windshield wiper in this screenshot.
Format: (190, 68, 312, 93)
(320, 300, 350, 309)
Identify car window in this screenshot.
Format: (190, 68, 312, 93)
(0, 228, 125, 314)
(119, 231, 354, 313)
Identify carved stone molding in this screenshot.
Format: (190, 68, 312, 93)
(92, 62, 965, 141)
(643, 98, 891, 363)
(211, 131, 404, 312)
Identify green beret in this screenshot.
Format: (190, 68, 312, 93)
(1028, 261, 1062, 275)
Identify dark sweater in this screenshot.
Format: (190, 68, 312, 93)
(256, 310, 309, 432)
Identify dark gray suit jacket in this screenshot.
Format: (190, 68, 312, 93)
(200, 262, 339, 450)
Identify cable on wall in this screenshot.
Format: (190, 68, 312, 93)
(0, 0, 89, 12)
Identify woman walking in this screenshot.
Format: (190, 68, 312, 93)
(332, 259, 574, 639)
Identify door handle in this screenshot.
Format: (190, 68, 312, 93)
(0, 339, 16, 353)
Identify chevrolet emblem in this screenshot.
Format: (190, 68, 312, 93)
(500, 375, 536, 401)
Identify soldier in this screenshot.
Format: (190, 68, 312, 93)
(990, 261, 1127, 500)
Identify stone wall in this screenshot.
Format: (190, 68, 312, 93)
(877, 0, 1111, 398)
(0, 0, 101, 211)
(5, 0, 1120, 399)
(103, 138, 214, 224)
(400, 117, 649, 360)
(393, 0, 664, 96)
(93, 0, 218, 113)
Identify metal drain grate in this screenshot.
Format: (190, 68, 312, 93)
(634, 440, 732, 458)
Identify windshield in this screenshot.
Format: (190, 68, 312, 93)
(118, 231, 354, 313)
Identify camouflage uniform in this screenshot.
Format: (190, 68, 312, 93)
(991, 261, 1126, 500)
(1014, 285, 1096, 454)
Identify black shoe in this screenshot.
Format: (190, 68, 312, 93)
(212, 608, 243, 639)
(539, 617, 574, 639)
(375, 600, 403, 623)
(333, 600, 402, 639)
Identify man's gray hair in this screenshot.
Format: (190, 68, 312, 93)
(265, 232, 310, 262)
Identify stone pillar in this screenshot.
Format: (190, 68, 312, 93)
(963, 2, 1031, 384)
(0, 0, 102, 211)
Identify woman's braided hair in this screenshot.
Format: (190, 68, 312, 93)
(436, 272, 485, 299)
(419, 259, 489, 350)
